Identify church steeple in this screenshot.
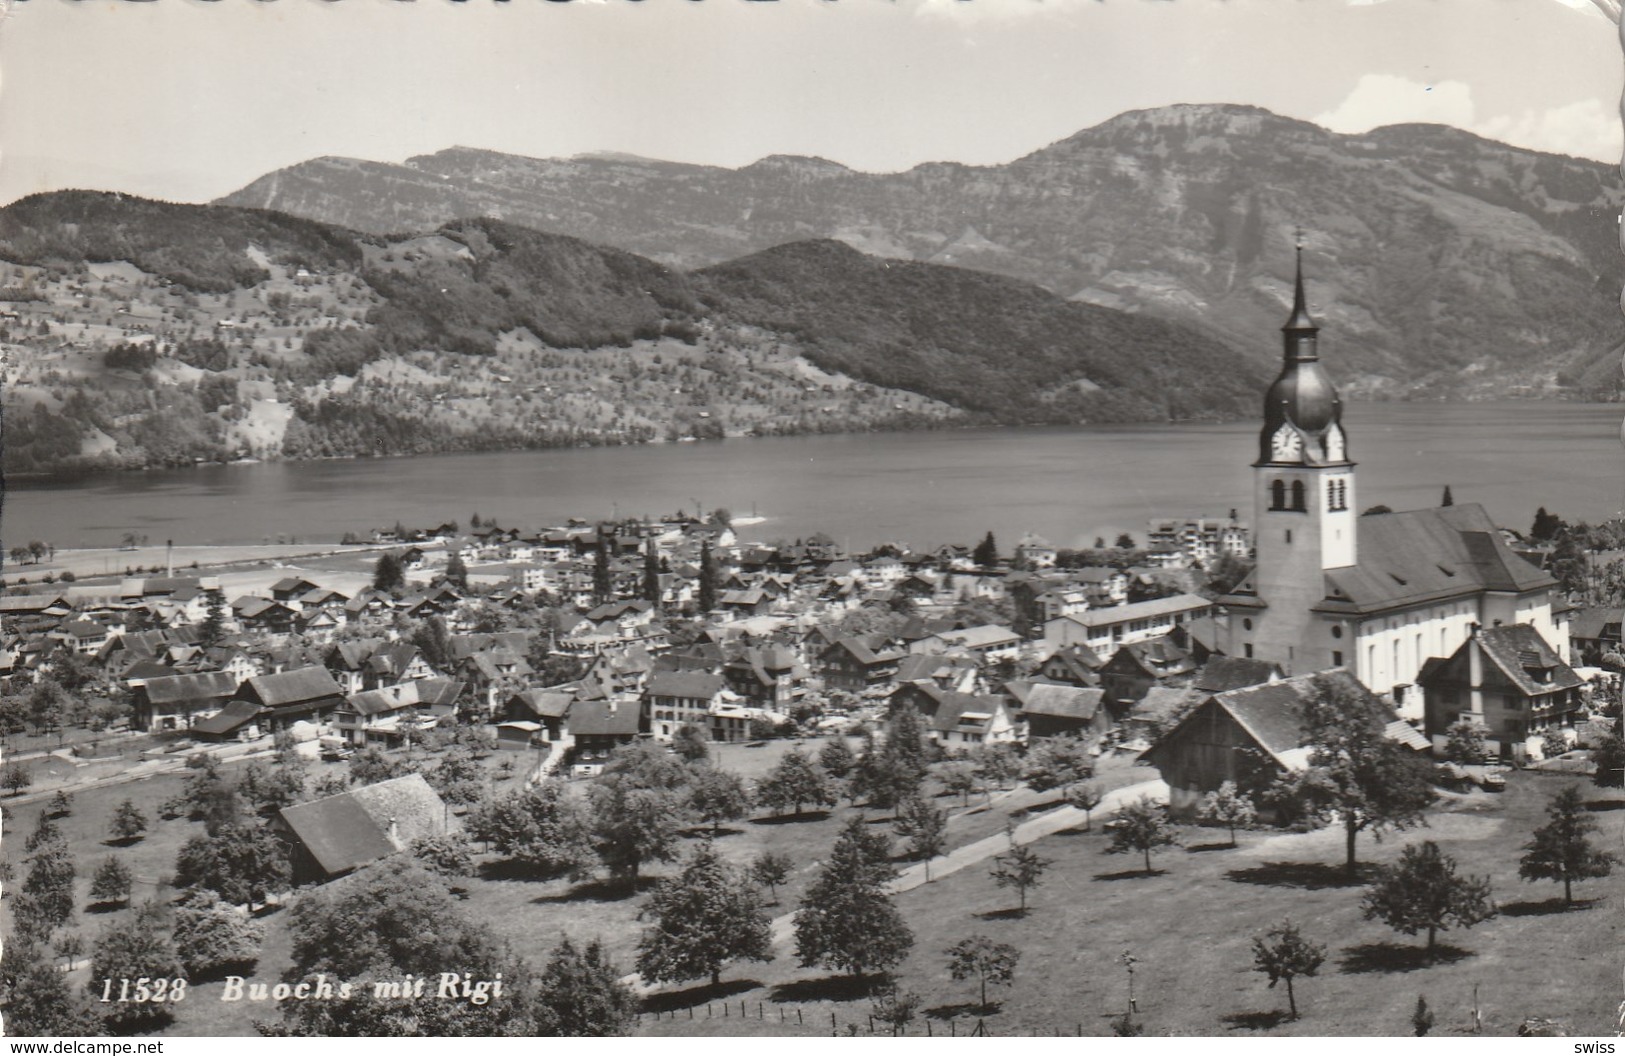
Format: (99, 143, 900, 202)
(1257, 242, 1345, 466)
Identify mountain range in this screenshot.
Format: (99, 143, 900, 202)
(220, 104, 1625, 399)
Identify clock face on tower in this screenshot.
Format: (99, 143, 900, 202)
(1325, 424, 1345, 462)
(1270, 424, 1304, 462)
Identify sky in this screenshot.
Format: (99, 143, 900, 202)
(0, 0, 1620, 206)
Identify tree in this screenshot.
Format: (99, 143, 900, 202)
(279, 859, 553, 1036)
(89, 857, 133, 907)
(1592, 729, 1625, 790)
(945, 935, 1020, 1012)
(1066, 782, 1105, 831)
(1250, 919, 1325, 1020)
(1, 937, 98, 1036)
(466, 782, 594, 878)
(971, 742, 1021, 792)
(893, 795, 947, 861)
(1291, 674, 1436, 875)
(1115, 532, 1136, 549)
(589, 774, 688, 892)
(19, 842, 76, 938)
(87, 902, 186, 1032)
(1021, 735, 1093, 793)
(444, 552, 469, 591)
(1442, 717, 1489, 765)
(410, 616, 456, 674)
(989, 844, 1049, 913)
(794, 816, 913, 982)
(852, 707, 929, 812)
(372, 550, 406, 594)
(1413, 995, 1435, 1036)
(818, 736, 857, 787)
(538, 936, 637, 1037)
(2, 762, 31, 796)
(1196, 781, 1257, 847)
(643, 540, 662, 608)
(749, 850, 794, 905)
(636, 840, 773, 988)
(687, 767, 750, 834)
(973, 531, 998, 568)
(173, 890, 264, 979)
(1518, 785, 1618, 907)
(46, 790, 72, 818)
(109, 798, 149, 844)
(1106, 796, 1180, 874)
(592, 538, 613, 605)
(411, 831, 476, 883)
(756, 747, 834, 817)
(199, 589, 227, 647)
(1531, 506, 1565, 543)
(940, 759, 980, 806)
(871, 986, 922, 1035)
(349, 745, 406, 787)
(1361, 840, 1496, 957)
(1441, 485, 1454, 507)
(698, 540, 717, 613)
(671, 723, 711, 764)
(174, 822, 289, 910)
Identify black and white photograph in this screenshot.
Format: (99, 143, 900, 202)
(1, 0, 1623, 1040)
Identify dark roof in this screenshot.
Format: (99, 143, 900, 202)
(346, 678, 465, 717)
(1017, 684, 1105, 721)
(191, 700, 264, 736)
(244, 666, 345, 708)
(1315, 505, 1555, 615)
(277, 774, 446, 878)
(1193, 657, 1284, 694)
(1569, 606, 1620, 641)
(927, 691, 1005, 733)
(278, 794, 400, 877)
(568, 699, 641, 737)
(142, 670, 239, 705)
(509, 689, 574, 719)
(1474, 624, 1583, 696)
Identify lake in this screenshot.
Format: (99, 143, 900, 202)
(4, 402, 1624, 553)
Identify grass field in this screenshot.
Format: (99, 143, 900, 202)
(10, 742, 1618, 1038)
(636, 770, 1625, 1038)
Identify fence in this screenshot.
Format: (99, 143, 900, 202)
(638, 999, 1094, 1037)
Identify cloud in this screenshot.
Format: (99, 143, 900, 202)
(1313, 74, 1477, 134)
(1478, 98, 1623, 162)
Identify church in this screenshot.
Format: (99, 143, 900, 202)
(1214, 250, 1570, 712)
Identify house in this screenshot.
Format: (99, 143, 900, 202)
(644, 671, 729, 741)
(721, 645, 807, 711)
(456, 650, 533, 715)
(233, 597, 298, 634)
(190, 700, 267, 742)
(275, 773, 449, 885)
(567, 698, 642, 759)
(51, 620, 111, 655)
(365, 643, 436, 688)
(926, 692, 1017, 748)
(1191, 657, 1284, 695)
(334, 678, 464, 746)
(1419, 623, 1585, 762)
(325, 639, 384, 695)
(132, 670, 239, 731)
(1124, 686, 1205, 743)
(1098, 637, 1198, 715)
(1569, 606, 1622, 666)
(1007, 683, 1110, 742)
(1014, 533, 1058, 570)
(1044, 593, 1213, 657)
(502, 689, 574, 741)
(1035, 644, 1105, 687)
(818, 635, 905, 694)
(235, 666, 347, 727)
(1142, 669, 1415, 815)
(1145, 517, 1250, 569)
(934, 625, 1022, 661)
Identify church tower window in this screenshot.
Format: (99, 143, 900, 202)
(1290, 480, 1305, 511)
(1270, 480, 1286, 510)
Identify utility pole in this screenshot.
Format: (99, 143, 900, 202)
(1120, 950, 1138, 1016)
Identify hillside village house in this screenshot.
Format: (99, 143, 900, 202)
(1419, 623, 1585, 761)
(334, 678, 465, 746)
(275, 774, 449, 885)
(644, 671, 731, 741)
(1043, 593, 1213, 658)
(235, 666, 347, 728)
(1145, 516, 1250, 570)
(133, 670, 238, 731)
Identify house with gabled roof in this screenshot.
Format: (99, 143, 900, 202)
(1419, 622, 1584, 762)
(334, 677, 464, 746)
(235, 665, 347, 727)
(133, 669, 239, 731)
(1006, 682, 1110, 742)
(818, 635, 905, 694)
(644, 670, 730, 741)
(275, 773, 449, 885)
(1099, 636, 1198, 715)
(1142, 669, 1421, 815)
